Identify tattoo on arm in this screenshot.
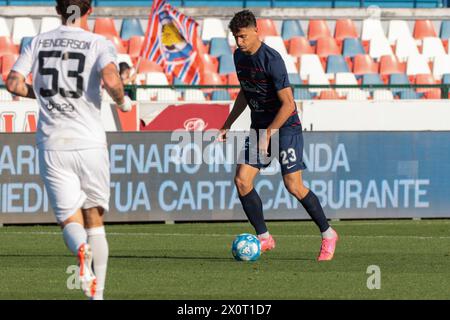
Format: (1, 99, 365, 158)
(107, 85, 125, 105)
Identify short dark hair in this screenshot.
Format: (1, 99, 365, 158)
(228, 10, 257, 34)
(56, 0, 92, 21)
(119, 62, 131, 74)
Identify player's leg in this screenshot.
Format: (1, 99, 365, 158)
(235, 164, 275, 251)
(83, 207, 108, 301)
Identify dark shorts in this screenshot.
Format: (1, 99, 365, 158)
(242, 129, 307, 176)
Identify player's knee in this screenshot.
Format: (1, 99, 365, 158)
(234, 175, 253, 195)
(285, 182, 309, 200)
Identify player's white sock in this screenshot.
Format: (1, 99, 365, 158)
(321, 227, 335, 239)
(258, 231, 270, 239)
(86, 226, 109, 300)
(63, 222, 88, 255)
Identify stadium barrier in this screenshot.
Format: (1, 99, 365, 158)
(0, 131, 449, 224)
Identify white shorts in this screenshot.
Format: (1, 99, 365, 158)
(39, 148, 110, 224)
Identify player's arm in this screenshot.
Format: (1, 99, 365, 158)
(101, 62, 132, 112)
(217, 89, 247, 141)
(6, 71, 36, 99)
(267, 87, 297, 134)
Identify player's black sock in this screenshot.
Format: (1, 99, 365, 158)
(300, 191, 330, 233)
(239, 188, 268, 235)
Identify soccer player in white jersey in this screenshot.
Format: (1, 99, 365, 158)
(6, 0, 132, 300)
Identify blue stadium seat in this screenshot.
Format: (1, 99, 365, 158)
(288, 73, 314, 100)
(362, 74, 383, 85)
(342, 38, 365, 58)
(326, 55, 350, 74)
(211, 90, 231, 101)
(218, 54, 235, 75)
(389, 73, 411, 95)
(281, 20, 305, 40)
(442, 73, 450, 84)
(440, 21, 450, 39)
(120, 18, 144, 41)
(20, 37, 33, 54)
(399, 90, 423, 99)
(209, 37, 232, 57)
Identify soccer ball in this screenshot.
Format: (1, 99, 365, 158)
(231, 233, 261, 261)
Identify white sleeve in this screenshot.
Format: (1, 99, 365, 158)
(96, 38, 118, 72)
(12, 39, 34, 78)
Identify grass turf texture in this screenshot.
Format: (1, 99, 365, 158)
(0, 220, 449, 300)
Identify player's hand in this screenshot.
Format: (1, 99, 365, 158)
(258, 129, 271, 157)
(216, 128, 229, 142)
(117, 96, 133, 112)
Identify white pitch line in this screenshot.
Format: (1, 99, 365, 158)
(1, 231, 450, 240)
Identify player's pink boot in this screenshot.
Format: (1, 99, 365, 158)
(258, 234, 276, 253)
(77, 243, 97, 298)
(317, 229, 339, 261)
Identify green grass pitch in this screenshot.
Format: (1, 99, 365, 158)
(0, 220, 449, 300)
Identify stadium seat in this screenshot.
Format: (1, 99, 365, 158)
(308, 20, 331, 42)
(387, 20, 411, 45)
(202, 18, 226, 42)
(334, 19, 358, 42)
(141, 72, 170, 100)
(1, 54, 18, 81)
(361, 19, 385, 41)
(318, 90, 339, 100)
(326, 55, 350, 74)
(413, 20, 437, 40)
(40, 17, 61, 33)
(199, 53, 219, 73)
(288, 72, 314, 100)
(288, 36, 314, 57)
(362, 74, 383, 86)
(0, 17, 10, 38)
(369, 36, 393, 60)
(209, 37, 232, 57)
(201, 72, 224, 86)
(433, 55, 450, 79)
(316, 37, 340, 58)
(389, 73, 411, 95)
(20, 37, 33, 54)
(184, 89, 206, 101)
(342, 38, 365, 58)
(120, 18, 144, 40)
(227, 72, 240, 99)
(94, 18, 119, 38)
(264, 36, 288, 55)
(107, 36, 128, 54)
(281, 20, 305, 40)
(156, 89, 179, 102)
(406, 54, 431, 76)
(439, 21, 450, 39)
(299, 54, 326, 80)
(281, 54, 299, 74)
(0, 36, 18, 56)
(379, 55, 405, 77)
(373, 90, 394, 101)
(12, 17, 37, 45)
(308, 73, 330, 94)
(415, 74, 440, 98)
(256, 18, 278, 39)
(137, 58, 164, 74)
(400, 90, 422, 99)
(0, 89, 13, 101)
(218, 54, 235, 75)
(211, 90, 231, 101)
(395, 36, 420, 62)
(442, 73, 450, 84)
(421, 37, 446, 61)
(128, 36, 144, 60)
(335, 72, 358, 96)
(347, 90, 369, 101)
(353, 54, 378, 75)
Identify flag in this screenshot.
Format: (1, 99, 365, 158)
(140, 0, 201, 84)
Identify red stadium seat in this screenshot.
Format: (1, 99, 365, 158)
(227, 72, 240, 99)
(94, 18, 119, 38)
(318, 90, 340, 100)
(334, 19, 359, 42)
(353, 54, 378, 75)
(379, 55, 406, 76)
(199, 53, 219, 73)
(288, 36, 315, 57)
(316, 37, 340, 58)
(201, 72, 224, 85)
(137, 58, 163, 74)
(106, 35, 128, 54)
(415, 74, 440, 98)
(256, 19, 278, 39)
(128, 36, 144, 61)
(0, 37, 19, 57)
(1, 54, 18, 81)
(413, 20, 437, 40)
(308, 20, 331, 41)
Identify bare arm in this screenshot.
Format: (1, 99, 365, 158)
(6, 71, 36, 99)
(101, 62, 126, 105)
(267, 87, 297, 135)
(221, 89, 248, 130)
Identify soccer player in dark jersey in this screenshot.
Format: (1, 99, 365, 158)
(217, 10, 339, 261)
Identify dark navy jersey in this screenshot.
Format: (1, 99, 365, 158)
(234, 42, 301, 133)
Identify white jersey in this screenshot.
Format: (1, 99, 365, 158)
(12, 25, 118, 151)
